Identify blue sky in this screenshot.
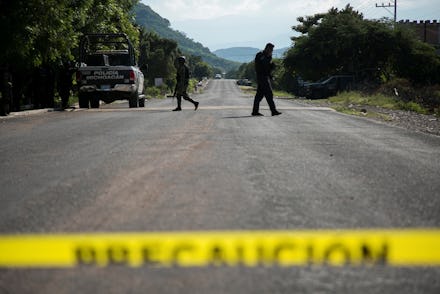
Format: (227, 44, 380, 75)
(141, 1, 440, 51)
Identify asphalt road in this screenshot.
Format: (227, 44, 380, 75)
(0, 79, 439, 293)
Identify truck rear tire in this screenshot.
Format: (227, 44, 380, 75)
(78, 94, 89, 108)
(90, 97, 100, 108)
(129, 93, 139, 108)
(139, 97, 145, 107)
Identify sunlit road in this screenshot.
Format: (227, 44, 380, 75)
(1, 79, 439, 293)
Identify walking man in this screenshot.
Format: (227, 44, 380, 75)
(173, 56, 199, 111)
(252, 43, 281, 116)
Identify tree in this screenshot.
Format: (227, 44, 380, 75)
(139, 30, 179, 88)
(392, 26, 440, 84)
(186, 55, 213, 79)
(1, 0, 76, 68)
(0, 0, 140, 109)
(284, 5, 440, 85)
(237, 62, 256, 82)
(193, 62, 213, 80)
(0, 0, 139, 67)
(74, 0, 140, 52)
(285, 5, 393, 81)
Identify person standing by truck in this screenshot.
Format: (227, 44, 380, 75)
(252, 43, 281, 116)
(58, 61, 75, 109)
(173, 56, 199, 112)
(0, 66, 13, 116)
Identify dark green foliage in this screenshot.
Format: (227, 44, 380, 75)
(284, 5, 440, 86)
(236, 62, 256, 82)
(236, 57, 300, 94)
(392, 27, 440, 85)
(379, 78, 440, 110)
(0, 0, 139, 68)
(285, 5, 393, 81)
(272, 60, 300, 94)
(139, 31, 214, 92)
(139, 30, 179, 88)
(0, 0, 140, 109)
(187, 56, 213, 80)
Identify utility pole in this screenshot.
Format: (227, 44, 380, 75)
(375, 0, 397, 23)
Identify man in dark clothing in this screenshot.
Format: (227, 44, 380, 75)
(0, 67, 13, 116)
(173, 56, 199, 111)
(58, 61, 74, 109)
(252, 43, 281, 116)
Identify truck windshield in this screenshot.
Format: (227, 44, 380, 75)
(108, 54, 131, 66)
(84, 53, 131, 66)
(85, 54, 106, 66)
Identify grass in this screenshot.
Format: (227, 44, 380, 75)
(396, 101, 428, 114)
(239, 86, 255, 96)
(329, 92, 396, 109)
(327, 91, 430, 115)
(274, 90, 295, 98)
(238, 86, 295, 99)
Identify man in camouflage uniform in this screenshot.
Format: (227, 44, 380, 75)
(173, 56, 199, 111)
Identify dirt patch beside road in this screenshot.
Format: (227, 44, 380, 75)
(294, 98, 440, 136)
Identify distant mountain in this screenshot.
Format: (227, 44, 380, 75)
(214, 47, 259, 63)
(133, 3, 239, 72)
(214, 47, 290, 63)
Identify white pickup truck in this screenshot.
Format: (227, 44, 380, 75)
(76, 33, 145, 108)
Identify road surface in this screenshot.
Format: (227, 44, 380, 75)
(0, 79, 439, 293)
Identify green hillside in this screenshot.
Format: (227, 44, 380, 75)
(214, 47, 290, 63)
(133, 3, 239, 72)
(214, 47, 260, 63)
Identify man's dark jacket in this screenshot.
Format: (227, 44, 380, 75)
(254, 51, 274, 84)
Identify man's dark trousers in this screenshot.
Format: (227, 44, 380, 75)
(252, 78, 277, 114)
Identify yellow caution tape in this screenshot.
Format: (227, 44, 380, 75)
(0, 229, 439, 268)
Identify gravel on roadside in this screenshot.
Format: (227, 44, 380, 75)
(292, 98, 440, 137)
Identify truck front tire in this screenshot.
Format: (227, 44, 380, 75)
(129, 93, 139, 108)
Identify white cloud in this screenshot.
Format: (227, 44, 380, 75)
(145, 0, 374, 21)
(149, 0, 264, 21)
(282, 0, 342, 16)
(144, 0, 440, 21)
(141, 0, 440, 50)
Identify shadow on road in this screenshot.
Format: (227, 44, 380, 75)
(222, 115, 254, 119)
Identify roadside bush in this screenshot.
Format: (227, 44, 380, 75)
(418, 85, 440, 112)
(378, 78, 440, 112)
(396, 101, 428, 114)
(329, 91, 397, 109)
(188, 79, 199, 93)
(145, 86, 163, 99)
(378, 78, 416, 102)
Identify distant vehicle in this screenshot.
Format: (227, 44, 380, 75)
(236, 79, 253, 86)
(76, 33, 145, 108)
(215, 74, 222, 79)
(302, 75, 355, 99)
